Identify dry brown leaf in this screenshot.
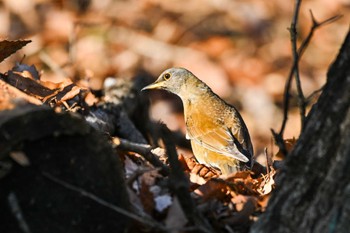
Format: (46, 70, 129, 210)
(9, 151, 30, 166)
(257, 168, 276, 196)
(39, 78, 73, 90)
(140, 169, 161, 187)
(0, 79, 42, 110)
(139, 180, 155, 215)
(228, 171, 253, 180)
(84, 92, 98, 106)
(12, 63, 40, 80)
(124, 156, 139, 178)
(225, 171, 264, 196)
(189, 172, 207, 185)
(276, 138, 297, 159)
(195, 179, 230, 202)
(5, 71, 54, 99)
(181, 155, 219, 180)
(253, 168, 276, 210)
(178, 154, 191, 172)
(58, 85, 82, 102)
(0, 40, 31, 63)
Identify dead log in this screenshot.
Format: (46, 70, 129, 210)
(0, 104, 131, 233)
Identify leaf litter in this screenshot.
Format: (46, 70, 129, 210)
(0, 49, 279, 231)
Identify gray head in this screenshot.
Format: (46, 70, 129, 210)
(141, 67, 200, 95)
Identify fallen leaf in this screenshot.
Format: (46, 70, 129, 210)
(182, 155, 219, 180)
(58, 85, 82, 102)
(5, 71, 54, 99)
(39, 78, 73, 90)
(257, 168, 276, 196)
(276, 138, 297, 159)
(140, 168, 161, 187)
(0, 40, 31, 63)
(0, 79, 42, 110)
(12, 63, 40, 80)
(139, 180, 155, 214)
(154, 194, 172, 212)
(195, 179, 230, 202)
(124, 156, 139, 178)
(9, 151, 30, 166)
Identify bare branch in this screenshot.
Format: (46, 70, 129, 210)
(112, 137, 170, 176)
(275, 3, 341, 156)
(298, 12, 342, 57)
(8, 192, 31, 233)
(290, 0, 306, 132)
(159, 123, 214, 233)
(42, 172, 166, 231)
(305, 85, 325, 104)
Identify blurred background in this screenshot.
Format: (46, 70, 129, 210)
(0, 0, 349, 157)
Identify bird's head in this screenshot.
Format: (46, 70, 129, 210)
(142, 67, 198, 95)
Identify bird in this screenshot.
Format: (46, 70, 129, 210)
(142, 67, 253, 175)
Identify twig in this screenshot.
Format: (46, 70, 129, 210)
(159, 123, 214, 233)
(264, 147, 270, 175)
(39, 51, 68, 79)
(42, 172, 166, 231)
(110, 25, 204, 62)
(126, 167, 156, 186)
(68, 23, 78, 66)
(112, 137, 170, 176)
(298, 12, 342, 57)
(275, 0, 303, 155)
(275, 3, 341, 156)
(7, 192, 31, 233)
(305, 84, 325, 104)
(290, 0, 306, 132)
(271, 129, 287, 160)
(174, 12, 221, 44)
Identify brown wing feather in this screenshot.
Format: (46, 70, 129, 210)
(186, 115, 249, 163)
(184, 93, 254, 163)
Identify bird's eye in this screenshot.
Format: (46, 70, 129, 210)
(164, 73, 171, 80)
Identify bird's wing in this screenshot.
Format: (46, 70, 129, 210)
(186, 122, 249, 163)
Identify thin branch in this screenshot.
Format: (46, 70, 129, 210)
(8, 192, 31, 233)
(305, 84, 325, 104)
(290, 0, 306, 132)
(277, 0, 303, 153)
(42, 172, 166, 231)
(125, 167, 157, 186)
(159, 123, 214, 233)
(264, 147, 270, 174)
(275, 4, 341, 156)
(298, 12, 342, 57)
(174, 12, 221, 44)
(39, 51, 68, 79)
(271, 129, 287, 156)
(112, 137, 170, 176)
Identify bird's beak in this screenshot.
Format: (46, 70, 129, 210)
(141, 81, 165, 91)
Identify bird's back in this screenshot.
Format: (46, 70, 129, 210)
(183, 88, 254, 172)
